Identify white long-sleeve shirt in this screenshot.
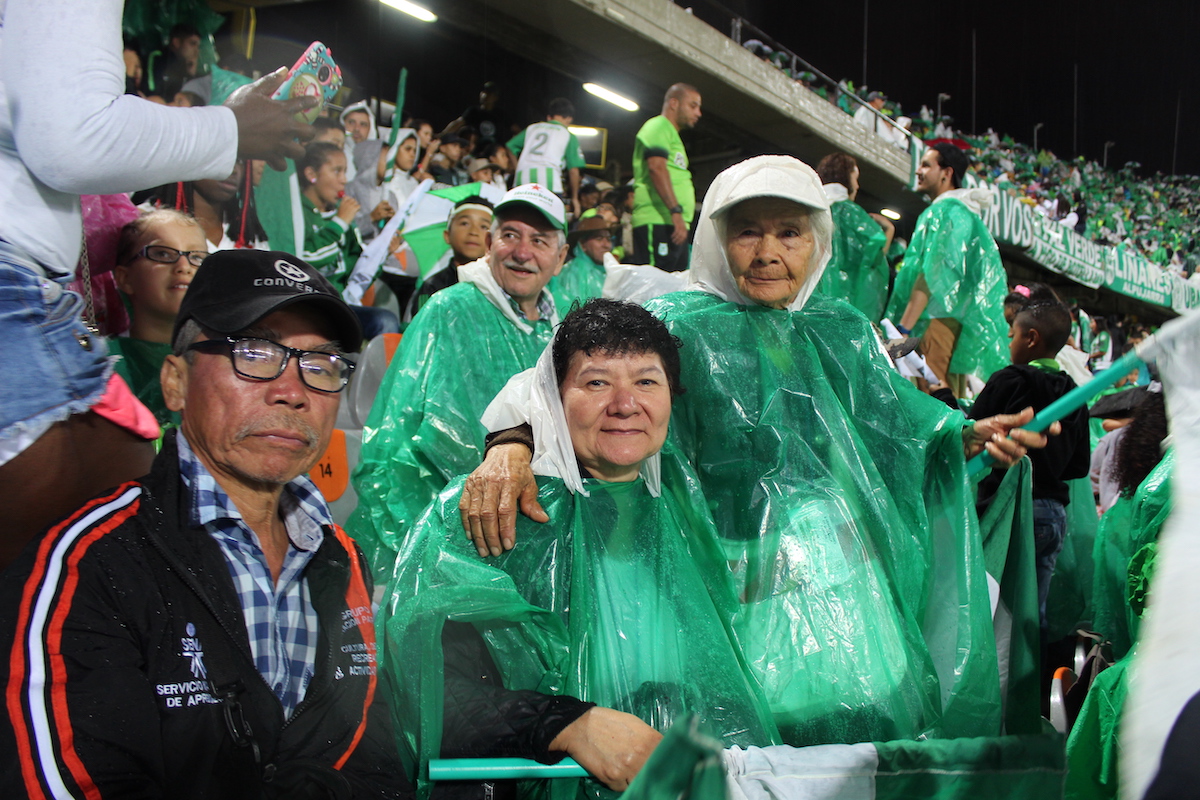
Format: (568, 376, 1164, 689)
(0, 0, 238, 275)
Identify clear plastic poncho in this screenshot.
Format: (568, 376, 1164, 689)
(647, 156, 1001, 745)
(381, 339, 779, 800)
(883, 190, 1011, 381)
(348, 261, 557, 576)
(816, 187, 890, 323)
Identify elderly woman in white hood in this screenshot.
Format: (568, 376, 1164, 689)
(466, 155, 1055, 748)
(344, 128, 422, 242)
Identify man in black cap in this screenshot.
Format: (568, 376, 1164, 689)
(853, 90, 891, 138)
(427, 133, 470, 185)
(0, 250, 412, 799)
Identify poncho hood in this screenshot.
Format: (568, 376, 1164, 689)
(482, 341, 663, 499)
(339, 101, 378, 139)
(822, 182, 851, 204)
(351, 128, 416, 179)
(933, 186, 994, 216)
(688, 155, 833, 313)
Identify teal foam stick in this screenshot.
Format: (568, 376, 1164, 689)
(966, 347, 1144, 477)
(428, 757, 587, 781)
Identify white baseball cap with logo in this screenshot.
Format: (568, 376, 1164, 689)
(495, 183, 567, 232)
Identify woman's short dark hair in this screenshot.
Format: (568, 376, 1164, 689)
(815, 152, 857, 187)
(552, 299, 685, 396)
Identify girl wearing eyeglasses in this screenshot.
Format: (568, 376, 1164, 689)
(110, 208, 209, 428)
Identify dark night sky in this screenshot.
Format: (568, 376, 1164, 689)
(715, 0, 1199, 177)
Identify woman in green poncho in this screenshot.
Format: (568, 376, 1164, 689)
(467, 155, 1052, 747)
(813, 152, 894, 322)
(384, 300, 777, 798)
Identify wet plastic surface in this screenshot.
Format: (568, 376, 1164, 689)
(384, 460, 779, 799)
(348, 282, 553, 577)
(644, 289, 1002, 745)
(816, 199, 889, 323)
(1091, 448, 1173, 660)
(884, 197, 1010, 381)
(549, 248, 606, 310)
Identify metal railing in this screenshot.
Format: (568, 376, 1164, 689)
(680, 0, 922, 178)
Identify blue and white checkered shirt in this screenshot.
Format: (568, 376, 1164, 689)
(177, 433, 330, 719)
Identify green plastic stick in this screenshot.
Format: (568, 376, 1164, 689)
(428, 757, 587, 781)
(966, 348, 1144, 477)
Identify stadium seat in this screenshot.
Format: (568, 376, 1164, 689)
(344, 332, 403, 429)
(308, 427, 363, 527)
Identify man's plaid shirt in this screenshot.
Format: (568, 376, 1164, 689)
(177, 433, 330, 719)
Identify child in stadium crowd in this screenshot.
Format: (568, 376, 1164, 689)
(427, 133, 470, 185)
(311, 116, 347, 149)
(134, 160, 269, 252)
(298, 141, 363, 288)
(405, 195, 495, 320)
(346, 128, 421, 243)
(109, 209, 207, 428)
(969, 300, 1091, 630)
(299, 141, 401, 338)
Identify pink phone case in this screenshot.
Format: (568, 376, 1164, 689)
(272, 41, 343, 124)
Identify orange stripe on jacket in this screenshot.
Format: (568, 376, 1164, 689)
(332, 526, 377, 771)
(5, 483, 140, 800)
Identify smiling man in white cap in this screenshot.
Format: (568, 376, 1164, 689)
(348, 184, 567, 576)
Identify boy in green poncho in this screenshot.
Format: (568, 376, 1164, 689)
(549, 215, 611, 309)
(888, 143, 1011, 397)
(349, 184, 568, 577)
(464, 156, 1055, 747)
(384, 300, 776, 798)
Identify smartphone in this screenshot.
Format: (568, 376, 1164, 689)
(272, 41, 343, 124)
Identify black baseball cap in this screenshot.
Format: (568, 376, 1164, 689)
(174, 250, 363, 353)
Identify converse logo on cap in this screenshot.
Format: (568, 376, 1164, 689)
(275, 260, 310, 282)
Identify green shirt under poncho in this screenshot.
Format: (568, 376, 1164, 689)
(816, 199, 889, 322)
(884, 196, 1010, 381)
(108, 336, 178, 428)
(349, 282, 553, 576)
(548, 246, 606, 310)
(384, 462, 779, 800)
(644, 290, 1002, 745)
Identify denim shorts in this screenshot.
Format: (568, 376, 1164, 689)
(0, 241, 110, 455)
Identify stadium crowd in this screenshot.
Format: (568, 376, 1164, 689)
(0, 2, 1191, 799)
(738, 37, 1199, 278)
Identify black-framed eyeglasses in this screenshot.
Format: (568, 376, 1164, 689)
(138, 245, 209, 268)
(187, 337, 356, 394)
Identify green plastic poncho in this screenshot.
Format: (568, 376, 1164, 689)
(548, 246, 606, 310)
(383, 340, 778, 800)
(1091, 448, 1173, 660)
(816, 185, 889, 322)
(349, 260, 557, 576)
(1045, 477, 1100, 640)
(884, 189, 1010, 382)
(1064, 459, 1169, 800)
(646, 156, 1001, 745)
(976, 459, 1042, 735)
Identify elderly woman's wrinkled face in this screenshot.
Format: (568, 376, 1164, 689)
(560, 350, 671, 483)
(724, 197, 816, 309)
